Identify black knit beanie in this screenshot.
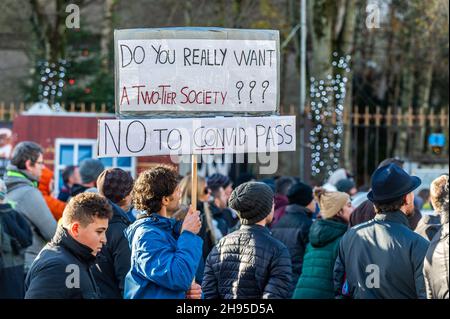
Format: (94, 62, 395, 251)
(228, 182, 274, 225)
(287, 182, 314, 207)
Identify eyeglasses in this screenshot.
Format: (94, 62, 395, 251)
(35, 161, 45, 166)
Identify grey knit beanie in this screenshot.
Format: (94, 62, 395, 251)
(79, 159, 105, 184)
(228, 182, 274, 225)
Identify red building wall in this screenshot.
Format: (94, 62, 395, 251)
(12, 113, 175, 172)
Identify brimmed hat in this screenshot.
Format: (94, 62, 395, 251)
(368, 163, 421, 203)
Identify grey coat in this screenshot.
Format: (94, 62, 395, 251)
(334, 211, 429, 299)
(4, 165, 57, 271)
(423, 211, 449, 299)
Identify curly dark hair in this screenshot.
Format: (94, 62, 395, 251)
(132, 165, 179, 213)
(373, 195, 406, 213)
(63, 192, 113, 227)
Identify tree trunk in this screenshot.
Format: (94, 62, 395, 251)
(398, 36, 415, 159)
(339, 0, 358, 172)
(100, 0, 116, 72)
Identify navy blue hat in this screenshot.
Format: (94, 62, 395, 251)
(368, 163, 421, 203)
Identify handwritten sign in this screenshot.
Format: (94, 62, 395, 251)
(98, 116, 295, 157)
(115, 29, 279, 116)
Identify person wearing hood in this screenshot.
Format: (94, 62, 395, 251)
(0, 179, 33, 298)
(293, 188, 353, 299)
(123, 166, 203, 299)
(38, 166, 66, 221)
(423, 174, 449, 299)
(25, 192, 112, 299)
(4, 141, 57, 272)
(202, 182, 292, 299)
(271, 182, 315, 291)
(70, 159, 104, 196)
(91, 168, 133, 299)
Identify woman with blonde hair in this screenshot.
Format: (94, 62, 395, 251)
(177, 174, 223, 283)
(293, 187, 354, 299)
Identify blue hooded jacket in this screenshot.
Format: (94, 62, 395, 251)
(123, 213, 203, 299)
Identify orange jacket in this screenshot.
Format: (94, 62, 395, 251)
(38, 166, 66, 221)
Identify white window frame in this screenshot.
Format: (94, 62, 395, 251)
(54, 138, 136, 196)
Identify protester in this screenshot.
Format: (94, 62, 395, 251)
(274, 176, 295, 211)
(293, 188, 353, 299)
(58, 165, 80, 202)
(179, 175, 220, 262)
(123, 166, 203, 299)
(271, 182, 314, 288)
(415, 213, 441, 241)
(349, 157, 422, 230)
(25, 193, 112, 299)
(0, 179, 33, 299)
(417, 188, 432, 210)
(4, 141, 57, 272)
(207, 173, 239, 230)
(207, 184, 231, 237)
(202, 182, 292, 299)
(93, 168, 133, 298)
(207, 173, 233, 199)
(334, 164, 429, 298)
(71, 159, 104, 196)
(322, 168, 351, 192)
(38, 166, 66, 221)
(423, 174, 449, 299)
(335, 178, 357, 197)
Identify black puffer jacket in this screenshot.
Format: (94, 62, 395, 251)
(423, 211, 449, 299)
(91, 201, 131, 299)
(271, 204, 313, 289)
(25, 226, 100, 299)
(202, 224, 292, 299)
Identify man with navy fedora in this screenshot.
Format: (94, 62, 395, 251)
(333, 163, 429, 299)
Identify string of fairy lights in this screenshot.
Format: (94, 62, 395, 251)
(309, 52, 351, 180)
(37, 59, 68, 108)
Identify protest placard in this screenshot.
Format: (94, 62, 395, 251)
(98, 116, 295, 157)
(114, 28, 280, 117)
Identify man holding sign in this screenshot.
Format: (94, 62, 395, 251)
(123, 165, 203, 299)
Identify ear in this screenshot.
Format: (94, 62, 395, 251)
(161, 196, 170, 207)
(406, 193, 414, 205)
(70, 222, 80, 238)
(25, 159, 33, 171)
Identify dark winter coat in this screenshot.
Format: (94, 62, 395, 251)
(91, 201, 131, 299)
(271, 204, 313, 289)
(202, 224, 292, 299)
(25, 226, 100, 299)
(334, 211, 429, 299)
(0, 203, 33, 298)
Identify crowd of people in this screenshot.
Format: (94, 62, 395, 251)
(0, 140, 448, 299)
